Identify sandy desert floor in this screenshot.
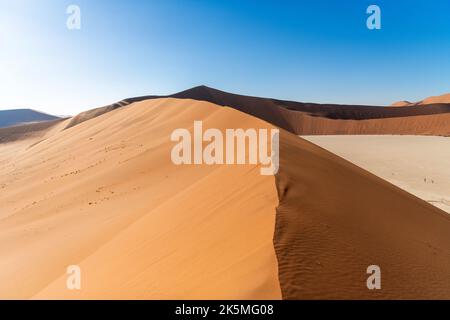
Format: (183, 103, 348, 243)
(303, 135, 450, 214)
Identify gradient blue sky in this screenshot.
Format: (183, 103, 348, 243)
(1, 0, 450, 115)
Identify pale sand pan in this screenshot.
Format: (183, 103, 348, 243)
(303, 135, 450, 214)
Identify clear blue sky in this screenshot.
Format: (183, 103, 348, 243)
(1, 0, 450, 115)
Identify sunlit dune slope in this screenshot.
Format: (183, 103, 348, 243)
(0, 98, 281, 299)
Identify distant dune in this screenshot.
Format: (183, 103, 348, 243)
(64, 86, 450, 136)
(1, 98, 450, 299)
(392, 92, 450, 107)
(0, 119, 66, 144)
(0, 109, 61, 128)
(391, 100, 414, 107)
(422, 93, 450, 105)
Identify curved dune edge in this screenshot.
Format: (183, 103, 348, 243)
(0, 98, 281, 299)
(62, 86, 450, 136)
(274, 131, 450, 299)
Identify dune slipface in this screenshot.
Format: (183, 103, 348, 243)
(274, 131, 450, 299)
(0, 98, 281, 299)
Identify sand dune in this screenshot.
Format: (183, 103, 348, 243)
(422, 93, 450, 105)
(275, 131, 450, 299)
(1, 97, 450, 299)
(62, 86, 450, 136)
(172, 87, 450, 136)
(0, 109, 61, 129)
(303, 135, 450, 214)
(0, 98, 281, 299)
(65, 100, 131, 129)
(392, 92, 450, 107)
(0, 119, 66, 144)
(391, 101, 414, 107)
(287, 112, 450, 136)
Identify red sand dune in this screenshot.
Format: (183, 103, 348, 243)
(1, 99, 281, 299)
(391, 100, 414, 107)
(1, 97, 450, 299)
(392, 92, 450, 107)
(275, 131, 450, 299)
(64, 86, 450, 136)
(279, 112, 450, 135)
(0, 119, 65, 143)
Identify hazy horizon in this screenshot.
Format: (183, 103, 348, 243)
(2, 0, 450, 115)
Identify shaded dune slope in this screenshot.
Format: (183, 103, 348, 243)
(274, 131, 450, 299)
(65, 86, 450, 136)
(65, 100, 132, 129)
(171, 86, 450, 120)
(287, 112, 450, 135)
